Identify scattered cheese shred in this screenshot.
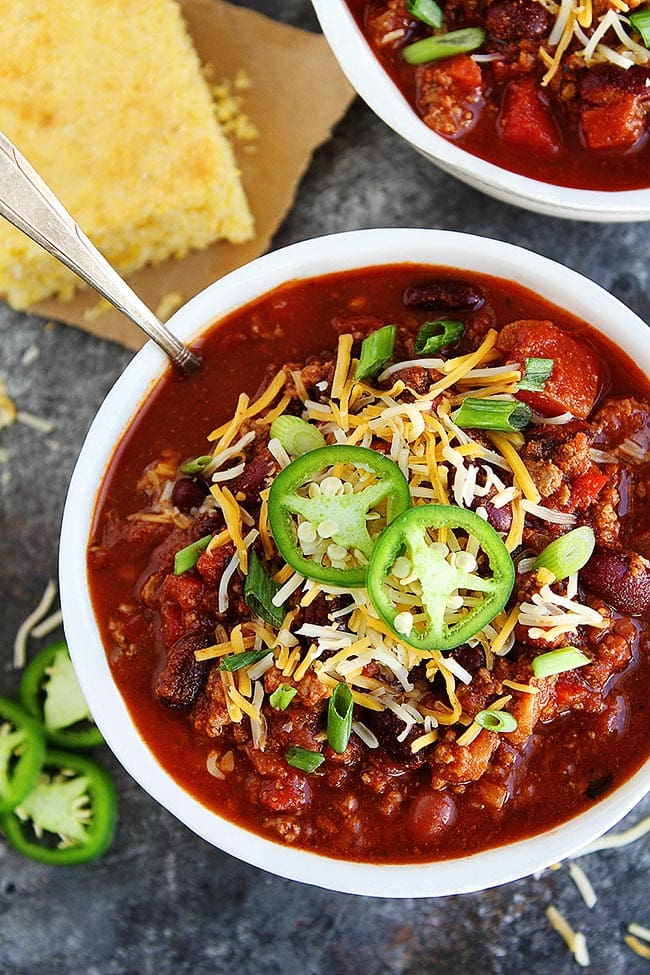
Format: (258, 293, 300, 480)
(568, 861, 598, 908)
(546, 906, 590, 967)
(13, 579, 58, 668)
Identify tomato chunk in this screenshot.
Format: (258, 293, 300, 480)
(581, 95, 646, 151)
(497, 320, 604, 418)
(499, 79, 562, 155)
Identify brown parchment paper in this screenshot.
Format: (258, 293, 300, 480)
(31, 0, 355, 349)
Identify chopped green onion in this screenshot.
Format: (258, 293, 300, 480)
(518, 357, 554, 392)
(403, 27, 486, 64)
(533, 526, 595, 582)
(406, 0, 443, 29)
(455, 397, 532, 432)
(219, 649, 271, 673)
(355, 325, 397, 381)
(532, 646, 591, 679)
(269, 685, 298, 710)
(179, 455, 213, 475)
(630, 7, 650, 46)
(414, 319, 464, 355)
(173, 534, 212, 575)
(285, 745, 325, 773)
(269, 415, 326, 457)
(244, 550, 286, 627)
(475, 709, 518, 733)
(327, 683, 354, 754)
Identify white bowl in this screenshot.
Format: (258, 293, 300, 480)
(60, 229, 650, 896)
(311, 0, 650, 223)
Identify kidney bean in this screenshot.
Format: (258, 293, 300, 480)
(482, 498, 513, 535)
(486, 0, 550, 39)
(172, 476, 209, 513)
(581, 547, 650, 616)
(155, 629, 213, 710)
(405, 789, 457, 842)
(403, 281, 485, 311)
(365, 709, 426, 768)
(580, 64, 650, 104)
(229, 449, 279, 505)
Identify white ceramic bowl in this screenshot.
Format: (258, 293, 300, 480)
(311, 0, 650, 223)
(60, 229, 650, 896)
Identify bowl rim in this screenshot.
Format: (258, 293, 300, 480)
(310, 0, 650, 222)
(60, 228, 650, 897)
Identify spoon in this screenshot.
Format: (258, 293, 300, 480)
(0, 131, 201, 374)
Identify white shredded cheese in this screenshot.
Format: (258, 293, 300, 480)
(13, 579, 58, 668)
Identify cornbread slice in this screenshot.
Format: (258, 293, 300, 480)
(0, 0, 254, 309)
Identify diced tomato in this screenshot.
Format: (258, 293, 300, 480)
(569, 468, 609, 511)
(499, 78, 562, 155)
(581, 96, 646, 151)
(497, 319, 604, 419)
(443, 54, 483, 92)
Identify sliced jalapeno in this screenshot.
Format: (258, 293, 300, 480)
(19, 641, 103, 749)
(267, 445, 411, 587)
(367, 504, 514, 650)
(0, 698, 46, 814)
(0, 749, 116, 865)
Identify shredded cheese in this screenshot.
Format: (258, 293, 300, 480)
(13, 580, 58, 668)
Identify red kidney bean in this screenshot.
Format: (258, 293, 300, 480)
(580, 64, 650, 103)
(229, 449, 279, 505)
(364, 709, 426, 768)
(405, 790, 457, 842)
(172, 476, 209, 513)
(581, 547, 650, 616)
(486, 0, 550, 39)
(482, 498, 513, 535)
(155, 629, 212, 709)
(403, 281, 485, 311)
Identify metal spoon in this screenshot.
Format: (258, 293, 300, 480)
(0, 131, 201, 373)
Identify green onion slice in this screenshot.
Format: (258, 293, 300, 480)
(414, 319, 464, 355)
(455, 397, 532, 432)
(475, 709, 518, 733)
(285, 745, 325, 773)
(179, 455, 213, 475)
(630, 7, 650, 46)
(219, 649, 271, 673)
(518, 357, 554, 393)
(327, 683, 354, 754)
(269, 685, 298, 711)
(532, 526, 595, 582)
(403, 27, 486, 64)
(532, 646, 591, 679)
(269, 415, 326, 457)
(355, 325, 397, 381)
(244, 551, 286, 627)
(406, 0, 443, 29)
(173, 534, 212, 575)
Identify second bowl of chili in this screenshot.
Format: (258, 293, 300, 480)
(311, 0, 650, 221)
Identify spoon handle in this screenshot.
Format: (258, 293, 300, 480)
(0, 131, 200, 373)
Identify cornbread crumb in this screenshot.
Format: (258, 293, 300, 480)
(0, 379, 17, 430)
(0, 0, 254, 309)
(155, 291, 185, 321)
(83, 299, 113, 324)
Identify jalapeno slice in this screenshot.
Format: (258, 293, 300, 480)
(0, 698, 46, 814)
(0, 749, 116, 865)
(267, 445, 411, 586)
(367, 504, 515, 650)
(19, 641, 103, 749)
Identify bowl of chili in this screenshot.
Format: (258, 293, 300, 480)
(311, 0, 650, 222)
(60, 228, 650, 896)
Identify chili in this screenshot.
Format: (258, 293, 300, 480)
(0, 749, 116, 865)
(267, 444, 411, 586)
(0, 698, 45, 814)
(19, 641, 103, 749)
(367, 504, 515, 650)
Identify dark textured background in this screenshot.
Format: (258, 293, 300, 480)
(1, 2, 649, 972)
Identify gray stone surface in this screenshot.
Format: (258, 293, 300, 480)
(1, 2, 649, 972)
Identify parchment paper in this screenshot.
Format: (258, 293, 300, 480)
(31, 0, 355, 349)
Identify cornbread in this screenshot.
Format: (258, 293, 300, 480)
(0, 0, 254, 309)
